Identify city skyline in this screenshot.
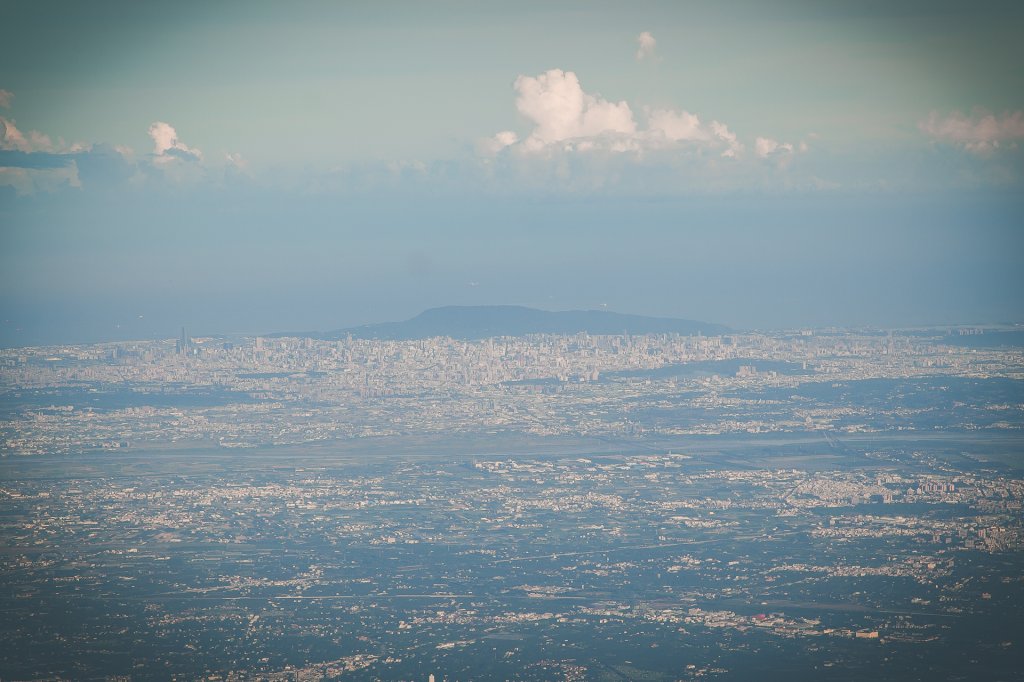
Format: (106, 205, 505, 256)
(3, 5, 1024, 679)
(2, 317, 1022, 679)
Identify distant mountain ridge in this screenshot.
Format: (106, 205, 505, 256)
(276, 305, 728, 341)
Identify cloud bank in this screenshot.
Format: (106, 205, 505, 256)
(920, 109, 1024, 155)
(0, 91, 222, 194)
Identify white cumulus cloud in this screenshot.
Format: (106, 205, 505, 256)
(148, 121, 202, 163)
(636, 31, 657, 61)
(513, 69, 636, 152)
(920, 109, 1024, 155)
(755, 136, 794, 159)
(479, 130, 519, 156)
(477, 65, 833, 192)
(647, 108, 706, 143)
(0, 89, 13, 109)
(487, 68, 753, 160)
(0, 117, 55, 152)
(710, 121, 743, 158)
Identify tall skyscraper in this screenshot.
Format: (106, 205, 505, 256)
(176, 327, 191, 355)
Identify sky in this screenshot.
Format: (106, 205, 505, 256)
(1, 0, 1023, 346)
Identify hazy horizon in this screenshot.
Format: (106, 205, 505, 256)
(2, 1, 1023, 344)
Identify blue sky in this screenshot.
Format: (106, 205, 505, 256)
(1, 0, 1022, 345)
